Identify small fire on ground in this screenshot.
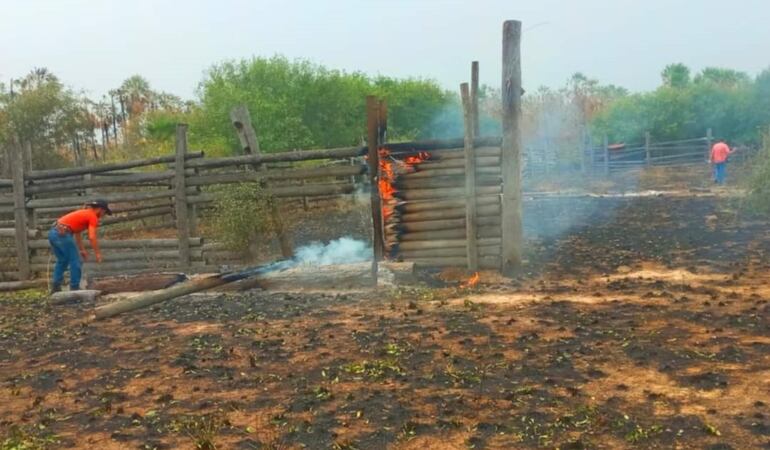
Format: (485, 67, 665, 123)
(460, 272, 480, 288)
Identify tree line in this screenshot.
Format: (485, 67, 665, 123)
(1, 57, 768, 172)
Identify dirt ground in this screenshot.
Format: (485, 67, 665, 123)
(1, 167, 769, 449)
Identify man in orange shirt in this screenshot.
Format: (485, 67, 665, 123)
(710, 141, 733, 184)
(48, 200, 112, 292)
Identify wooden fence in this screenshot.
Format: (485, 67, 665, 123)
(0, 128, 369, 282)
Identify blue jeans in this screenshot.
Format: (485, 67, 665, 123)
(713, 162, 727, 184)
(48, 228, 82, 290)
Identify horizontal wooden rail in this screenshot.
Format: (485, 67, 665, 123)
(27, 151, 204, 180)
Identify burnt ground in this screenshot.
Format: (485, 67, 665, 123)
(2, 169, 770, 449)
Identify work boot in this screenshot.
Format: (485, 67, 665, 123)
(49, 285, 62, 295)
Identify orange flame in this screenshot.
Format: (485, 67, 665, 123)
(377, 149, 432, 244)
(460, 272, 480, 288)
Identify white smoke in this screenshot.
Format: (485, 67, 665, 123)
(293, 237, 372, 266)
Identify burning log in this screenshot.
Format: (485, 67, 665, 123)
(226, 261, 415, 291)
(92, 260, 415, 320)
(89, 273, 187, 294)
(93, 275, 228, 319)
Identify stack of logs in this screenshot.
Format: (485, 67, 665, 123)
(382, 146, 503, 269)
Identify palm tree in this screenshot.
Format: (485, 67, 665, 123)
(120, 75, 154, 118)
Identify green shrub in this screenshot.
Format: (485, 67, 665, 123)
(746, 132, 770, 214)
(206, 183, 274, 252)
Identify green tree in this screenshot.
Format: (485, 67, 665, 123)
(662, 63, 691, 89)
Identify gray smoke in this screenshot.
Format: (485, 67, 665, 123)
(293, 237, 372, 266)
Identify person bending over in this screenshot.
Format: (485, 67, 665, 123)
(48, 200, 112, 293)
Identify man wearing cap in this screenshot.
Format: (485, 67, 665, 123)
(48, 200, 112, 293)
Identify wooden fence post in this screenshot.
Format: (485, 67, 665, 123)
(229, 105, 293, 258)
(501, 20, 523, 274)
(460, 83, 478, 270)
(366, 96, 384, 283)
(175, 124, 191, 269)
(230, 105, 260, 155)
(11, 137, 30, 280)
(645, 132, 651, 166)
(706, 127, 713, 162)
(603, 135, 609, 176)
(471, 61, 480, 138)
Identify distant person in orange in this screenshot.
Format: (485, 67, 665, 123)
(48, 200, 112, 293)
(709, 140, 734, 185)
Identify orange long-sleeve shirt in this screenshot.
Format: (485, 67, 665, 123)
(57, 208, 100, 241)
(710, 142, 732, 164)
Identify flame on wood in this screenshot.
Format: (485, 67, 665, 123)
(460, 272, 480, 288)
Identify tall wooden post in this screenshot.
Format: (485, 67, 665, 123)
(230, 106, 293, 258)
(501, 20, 523, 274)
(645, 132, 651, 166)
(230, 105, 261, 155)
(461, 83, 478, 270)
(603, 135, 610, 176)
(22, 141, 32, 174)
(471, 61, 480, 137)
(366, 96, 384, 282)
(706, 127, 713, 162)
(11, 137, 30, 280)
(175, 124, 191, 269)
(21, 141, 38, 229)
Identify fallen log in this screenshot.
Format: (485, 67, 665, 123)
(0, 279, 48, 292)
(92, 260, 414, 320)
(226, 261, 415, 291)
(89, 273, 187, 294)
(50, 290, 101, 305)
(93, 275, 228, 319)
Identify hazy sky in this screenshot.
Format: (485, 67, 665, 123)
(2, 0, 769, 100)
